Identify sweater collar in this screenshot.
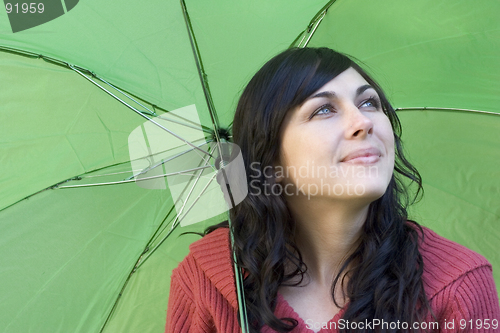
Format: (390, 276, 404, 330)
(190, 227, 238, 309)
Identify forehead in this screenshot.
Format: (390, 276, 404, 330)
(312, 67, 370, 96)
(279, 67, 374, 132)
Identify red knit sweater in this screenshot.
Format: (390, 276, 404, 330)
(166, 226, 500, 332)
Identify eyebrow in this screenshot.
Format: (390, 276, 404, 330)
(306, 84, 374, 101)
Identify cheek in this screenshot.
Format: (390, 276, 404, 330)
(280, 128, 315, 161)
(379, 117, 396, 167)
(388, 135, 396, 172)
(380, 117, 395, 146)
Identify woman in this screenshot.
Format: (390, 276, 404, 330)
(166, 47, 500, 332)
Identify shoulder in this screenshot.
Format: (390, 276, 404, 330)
(417, 225, 493, 299)
(416, 225, 500, 321)
(189, 227, 232, 257)
(172, 227, 232, 276)
(171, 227, 237, 308)
(167, 228, 241, 331)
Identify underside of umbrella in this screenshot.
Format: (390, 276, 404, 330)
(0, 1, 327, 332)
(1, 0, 499, 332)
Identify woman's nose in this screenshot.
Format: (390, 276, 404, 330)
(344, 105, 374, 139)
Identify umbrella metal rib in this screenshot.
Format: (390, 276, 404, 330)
(137, 172, 219, 270)
(58, 165, 213, 188)
(99, 146, 216, 333)
(292, 0, 336, 48)
(128, 141, 213, 181)
(167, 171, 208, 230)
(157, 114, 213, 133)
(180, 1, 250, 330)
(101, 167, 219, 330)
(0, 46, 215, 134)
(80, 139, 210, 180)
(92, 75, 215, 132)
(395, 107, 500, 116)
(97, 76, 158, 116)
(0, 44, 231, 330)
(148, 149, 217, 248)
(180, 0, 226, 165)
(70, 65, 213, 160)
(135, 137, 218, 264)
(298, 11, 327, 48)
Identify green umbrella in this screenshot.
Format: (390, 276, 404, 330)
(0, 1, 327, 332)
(0, 1, 499, 332)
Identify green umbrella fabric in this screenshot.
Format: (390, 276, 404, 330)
(1, 0, 499, 332)
(0, 1, 327, 332)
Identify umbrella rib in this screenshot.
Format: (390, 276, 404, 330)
(179, 5, 249, 329)
(98, 169, 215, 333)
(291, 0, 337, 48)
(70, 65, 213, 159)
(395, 107, 500, 116)
(0, 46, 214, 134)
(127, 140, 213, 181)
(302, 11, 327, 47)
(180, 0, 220, 130)
(168, 170, 206, 229)
(158, 108, 214, 130)
(97, 76, 157, 115)
(135, 171, 219, 270)
(141, 178, 203, 252)
(180, 0, 226, 166)
(0, 176, 83, 213)
(97, 202, 180, 333)
(152, 142, 214, 240)
(141, 160, 210, 252)
(96, 75, 213, 133)
(4, 139, 212, 205)
(170, 172, 218, 231)
(140, 144, 214, 247)
(0, 155, 149, 212)
(82, 138, 211, 179)
(156, 167, 208, 244)
(57, 165, 213, 188)
(157, 114, 212, 133)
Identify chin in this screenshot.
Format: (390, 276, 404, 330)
(338, 179, 390, 204)
(361, 188, 388, 204)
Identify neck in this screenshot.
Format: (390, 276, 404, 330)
(286, 195, 369, 287)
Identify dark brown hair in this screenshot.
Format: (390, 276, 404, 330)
(214, 47, 430, 332)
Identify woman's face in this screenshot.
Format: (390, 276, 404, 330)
(275, 67, 395, 205)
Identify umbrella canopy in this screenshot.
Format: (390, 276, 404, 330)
(0, 1, 327, 332)
(1, 1, 499, 333)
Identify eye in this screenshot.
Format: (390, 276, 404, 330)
(311, 104, 335, 118)
(360, 96, 381, 109)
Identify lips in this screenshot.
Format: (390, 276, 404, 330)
(341, 147, 382, 164)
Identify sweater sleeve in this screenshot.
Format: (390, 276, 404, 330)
(165, 255, 215, 333)
(166, 267, 196, 333)
(166, 229, 241, 333)
(435, 265, 500, 332)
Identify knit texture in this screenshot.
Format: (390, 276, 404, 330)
(165, 226, 500, 332)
